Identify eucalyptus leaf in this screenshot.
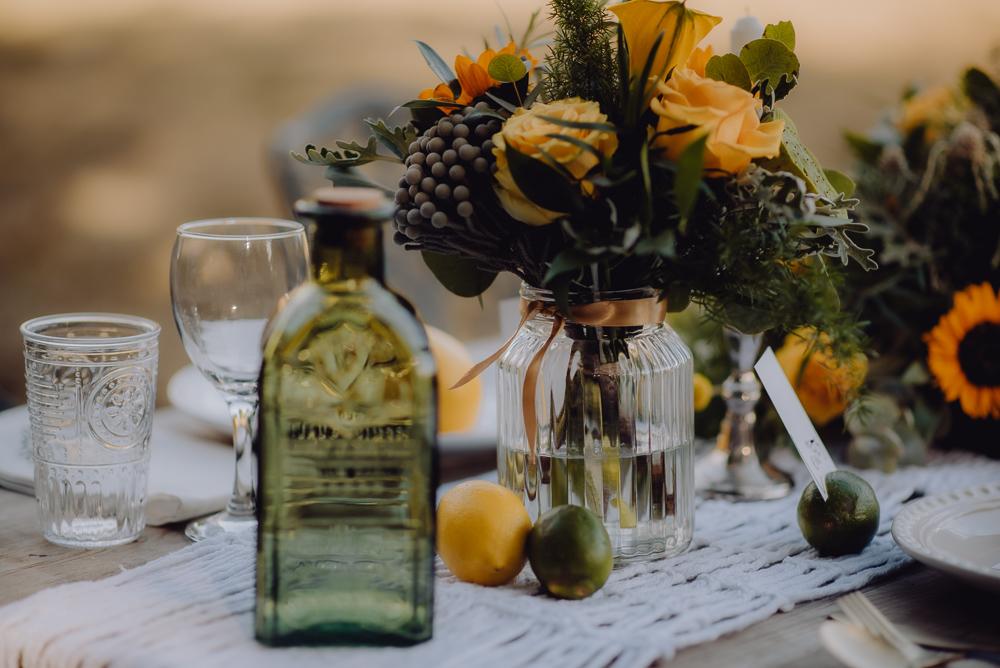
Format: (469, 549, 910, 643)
(488, 53, 528, 83)
(675, 134, 707, 220)
(759, 109, 844, 211)
(704, 53, 752, 91)
(823, 168, 856, 198)
(413, 41, 461, 97)
(420, 251, 497, 298)
(662, 284, 690, 313)
(739, 38, 799, 101)
(505, 142, 584, 214)
(762, 21, 795, 51)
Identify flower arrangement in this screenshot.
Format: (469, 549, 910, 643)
(842, 65, 1000, 464)
(295, 0, 874, 357)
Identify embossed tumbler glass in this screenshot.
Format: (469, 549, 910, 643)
(21, 313, 160, 548)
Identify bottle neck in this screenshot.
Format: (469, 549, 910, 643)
(311, 225, 385, 285)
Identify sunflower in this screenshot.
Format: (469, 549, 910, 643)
(924, 282, 1000, 419)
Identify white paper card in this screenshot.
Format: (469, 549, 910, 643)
(754, 347, 837, 500)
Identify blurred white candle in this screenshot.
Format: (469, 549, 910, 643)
(730, 15, 764, 54)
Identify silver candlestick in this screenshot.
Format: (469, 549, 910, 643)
(695, 327, 791, 500)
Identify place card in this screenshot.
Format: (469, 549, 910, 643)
(754, 347, 837, 500)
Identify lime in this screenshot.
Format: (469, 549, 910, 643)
(527, 504, 613, 599)
(437, 480, 532, 586)
(797, 471, 880, 557)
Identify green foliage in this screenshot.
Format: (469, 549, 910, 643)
(705, 53, 752, 91)
(489, 54, 528, 83)
(843, 131, 883, 165)
(292, 119, 418, 168)
(760, 109, 847, 208)
(739, 38, 799, 101)
(505, 142, 586, 213)
(763, 21, 795, 51)
(545, 0, 621, 122)
(421, 251, 498, 297)
(413, 41, 460, 96)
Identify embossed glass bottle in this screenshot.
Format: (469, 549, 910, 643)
(255, 187, 437, 646)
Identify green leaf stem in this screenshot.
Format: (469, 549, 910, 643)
(421, 251, 498, 298)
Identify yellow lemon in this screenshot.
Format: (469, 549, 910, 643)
(693, 372, 714, 412)
(437, 480, 532, 586)
(426, 325, 482, 433)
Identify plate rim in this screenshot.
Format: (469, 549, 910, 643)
(890, 481, 1000, 591)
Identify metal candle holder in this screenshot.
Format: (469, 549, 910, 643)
(695, 328, 792, 500)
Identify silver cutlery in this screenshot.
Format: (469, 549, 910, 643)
(836, 591, 962, 668)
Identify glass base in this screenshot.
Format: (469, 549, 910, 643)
(185, 509, 257, 542)
(695, 447, 792, 500)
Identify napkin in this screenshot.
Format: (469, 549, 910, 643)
(3, 453, 999, 668)
(0, 406, 231, 526)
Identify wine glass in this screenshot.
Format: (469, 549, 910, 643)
(170, 218, 309, 541)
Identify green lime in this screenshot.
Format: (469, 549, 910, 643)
(797, 470, 880, 557)
(527, 504, 613, 599)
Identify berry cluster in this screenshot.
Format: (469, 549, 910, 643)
(391, 103, 506, 250)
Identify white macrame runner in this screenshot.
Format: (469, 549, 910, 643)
(2, 452, 998, 668)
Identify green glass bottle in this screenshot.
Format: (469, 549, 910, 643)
(255, 186, 437, 646)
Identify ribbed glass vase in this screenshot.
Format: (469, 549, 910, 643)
(497, 284, 695, 562)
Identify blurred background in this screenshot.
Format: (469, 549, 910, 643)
(1, 0, 997, 407)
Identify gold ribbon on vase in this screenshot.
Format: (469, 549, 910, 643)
(450, 295, 669, 457)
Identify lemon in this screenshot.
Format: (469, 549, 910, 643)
(797, 471, 880, 557)
(527, 504, 613, 599)
(436, 480, 532, 586)
(693, 372, 714, 412)
(426, 325, 481, 433)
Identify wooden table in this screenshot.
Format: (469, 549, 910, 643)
(1, 482, 997, 668)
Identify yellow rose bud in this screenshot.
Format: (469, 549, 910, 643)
(649, 68, 785, 175)
(492, 98, 618, 226)
(774, 328, 868, 427)
(692, 372, 714, 412)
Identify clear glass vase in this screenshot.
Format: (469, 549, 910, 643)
(497, 284, 695, 562)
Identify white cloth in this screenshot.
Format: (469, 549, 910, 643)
(0, 406, 231, 526)
(1, 453, 998, 668)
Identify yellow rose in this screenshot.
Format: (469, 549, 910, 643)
(609, 0, 720, 82)
(492, 98, 618, 226)
(650, 68, 785, 174)
(774, 329, 868, 427)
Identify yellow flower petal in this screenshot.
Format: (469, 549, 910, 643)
(609, 0, 721, 82)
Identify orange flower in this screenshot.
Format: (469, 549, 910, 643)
(925, 282, 1000, 419)
(775, 329, 868, 426)
(420, 43, 538, 108)
(418, 82, 461, 110)
(685, 45, 714, 78)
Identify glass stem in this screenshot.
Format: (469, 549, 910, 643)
(225, 397, 257, 517)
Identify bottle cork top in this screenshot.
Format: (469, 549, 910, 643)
(313, 186, 388, 210)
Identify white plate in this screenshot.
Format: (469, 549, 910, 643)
(166, 339, 499, 454)
(0, 405, 231, 525)
(891, 482, 1000, 594)
(0, 406, 34, 495)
